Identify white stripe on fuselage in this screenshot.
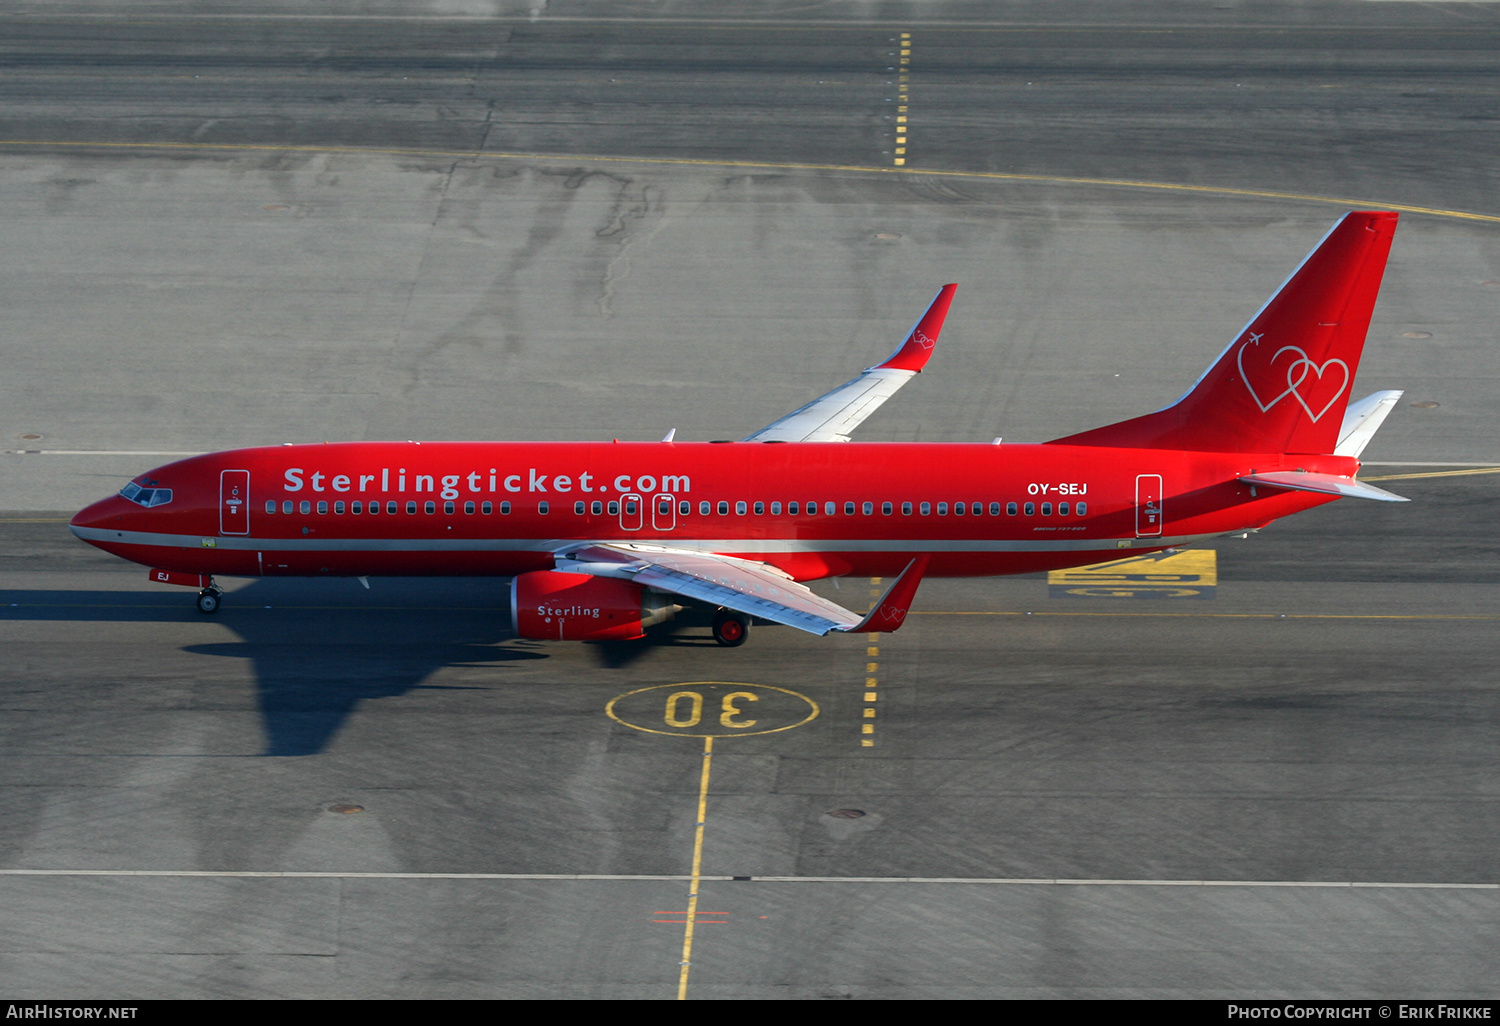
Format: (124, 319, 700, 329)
(70, 524, 1225, 556)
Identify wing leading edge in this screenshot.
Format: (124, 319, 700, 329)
(557, 544, 930, 636)
(745, 284, 956, 442)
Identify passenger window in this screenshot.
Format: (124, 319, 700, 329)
(465, 501, 475, 514)
(789, 502, 800, 515)
(718, 501, 728, 515)
(736, 501, 747, 515)
(423, 501, 434, 514)
(920, 502, 930, 515)
(444, 501, 454, 514)
(483, 501, 494, 514)
(1059, 502, 1069, 516)
(937, 503, 948, 515)
(335, 501, 346, 514)
(771, 502, 781, 515)
(607, 501, 618, 515)
(806, 502, 816, 516)
(1077, 501, 1087, 516)
(575, 501, 586, 515)
(1024, 502, 1035, 516)
(679, 501, 690, 515)
(862, 502, 873, 515)
(882, 502, 892, 515)
(368, 501, 379, 516)
(754, 501, 764, 515)
(660, 500, 672, 515)
(1041, 502, 1052, 515)
(700, 501, 711, 515)
(902, 502, 912, 515)
(265, 500, 276, 514)
(592, 501, 603, 515)
(318, 501, 328, 514)
(387, 501, 398, 514)
(990, 502, 1001, 516)
(539, 501, 549, 514)
(844, 502, 855, 515)
(825, 502, 836, 516)
(1007, 502, 1017, 515)
(954, 502, 965, 516)
(300, 500, 311, 515)
(353, 501, 363, 514)
(283, 500, 294, 514)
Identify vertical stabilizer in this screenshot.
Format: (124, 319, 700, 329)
(1049, 212, 1398, 454)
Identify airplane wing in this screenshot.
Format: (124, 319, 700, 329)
(555, 543, 930, 636)
(744, 284, 956, 442)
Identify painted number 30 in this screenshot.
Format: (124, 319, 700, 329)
(664, 690, 759, 729)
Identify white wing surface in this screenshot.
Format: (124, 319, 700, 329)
(555, 543, 929, 636)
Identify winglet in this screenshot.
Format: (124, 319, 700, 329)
(875, 284, 956, 372)
(745, 285, 958, 443)
(843, 555, 931, 634)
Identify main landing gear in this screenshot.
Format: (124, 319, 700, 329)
(712, 608, 750, 647)
(196, 583, 223, 615)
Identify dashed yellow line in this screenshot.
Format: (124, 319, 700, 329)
(894, 31, 910, 167)
(2, 139, 1498, 223)
(677, 735, 714, 1001)
(862, 578, 884, 746)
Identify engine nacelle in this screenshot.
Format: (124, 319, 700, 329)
(511, 570, 678, 641)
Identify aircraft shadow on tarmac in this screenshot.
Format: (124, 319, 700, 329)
(2, 579, 726, 755)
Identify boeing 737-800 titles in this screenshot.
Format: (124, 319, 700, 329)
(72, 211, 1406, 646)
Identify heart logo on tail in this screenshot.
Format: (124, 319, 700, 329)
(1237, 333, 1349, 423)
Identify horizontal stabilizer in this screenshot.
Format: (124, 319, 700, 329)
(1240, 471, 1409, 502)
(746, 284, 956, 442)
(1334, 390, 1403, 458)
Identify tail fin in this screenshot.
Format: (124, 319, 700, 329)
(1049, 211, 1398, 454)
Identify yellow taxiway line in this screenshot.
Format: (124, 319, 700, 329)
(1, 140, 1498, 224)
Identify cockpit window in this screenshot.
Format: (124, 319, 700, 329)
(119, 481, 173, 508)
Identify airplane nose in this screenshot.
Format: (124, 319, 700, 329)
(70, 494, 132, 538)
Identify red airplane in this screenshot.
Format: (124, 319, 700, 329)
(72, 211, 1405, 646)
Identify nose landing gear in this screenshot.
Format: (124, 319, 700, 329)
(148, 568, 224, 613)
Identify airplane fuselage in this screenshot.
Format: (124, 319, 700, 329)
(70, 439, 1350, 583)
